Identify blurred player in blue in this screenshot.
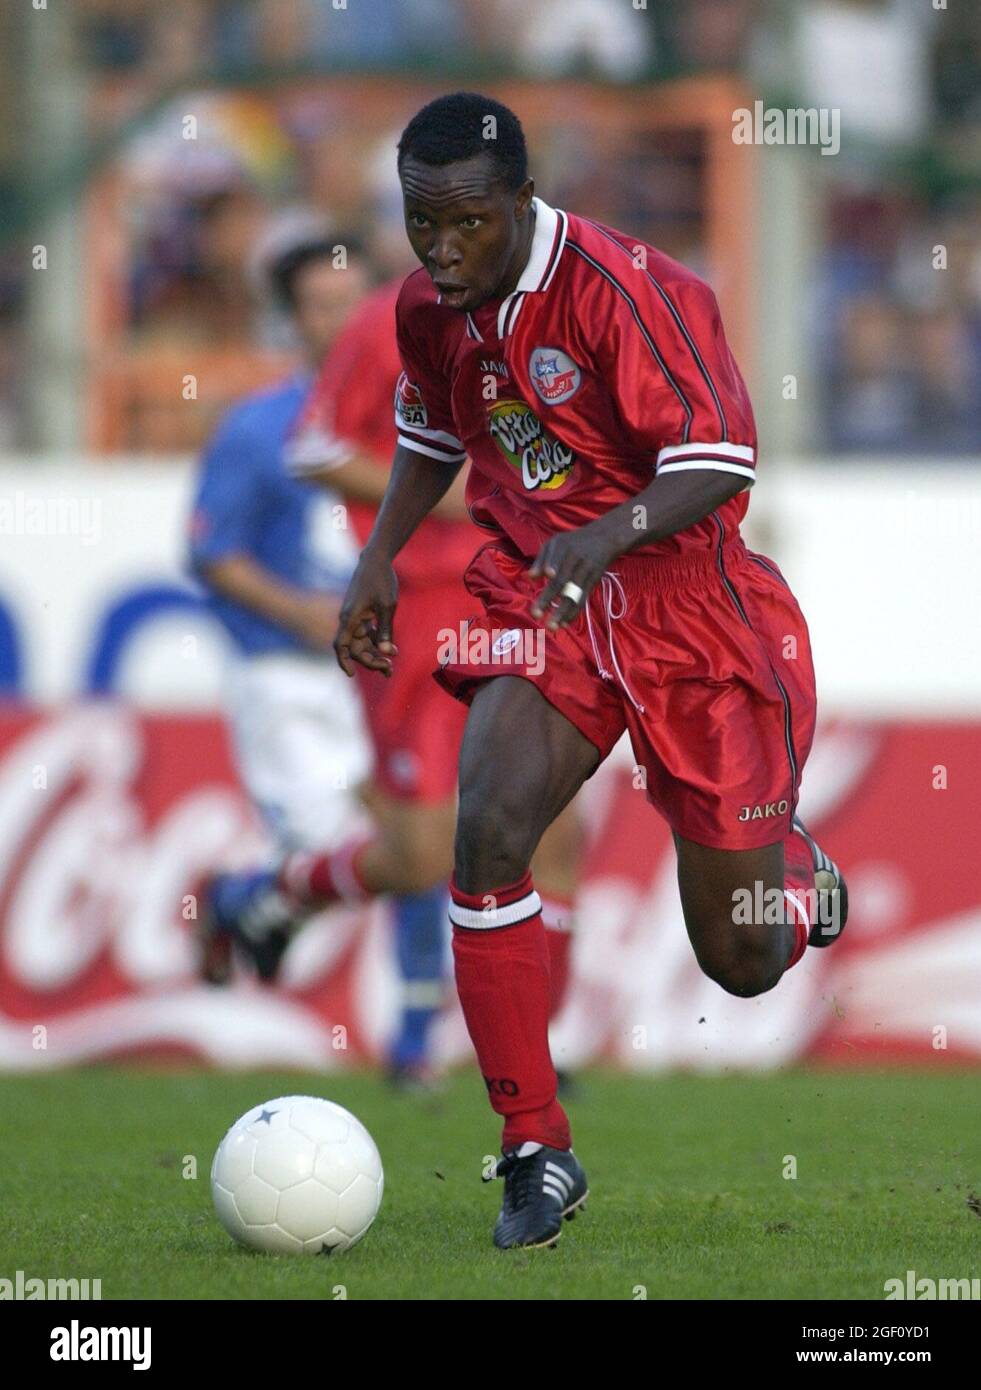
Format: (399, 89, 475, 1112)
(189, 232, 448, 1083)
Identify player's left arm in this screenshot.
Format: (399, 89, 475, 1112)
(530, 468, 744, 626)
(531, 273, 755, 628)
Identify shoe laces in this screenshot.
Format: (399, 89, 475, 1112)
(485, 1150, 539, 1210)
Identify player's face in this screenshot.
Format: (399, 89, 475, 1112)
(400, 156, 535, 312)
(291, 257, 371, 363)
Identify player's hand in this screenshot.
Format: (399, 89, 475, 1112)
(334, 550, 399, 677)
(528, 524, 620, 630)
(291, 594, 343, 652)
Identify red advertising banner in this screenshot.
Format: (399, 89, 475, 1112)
(0, 705, 977, 1070)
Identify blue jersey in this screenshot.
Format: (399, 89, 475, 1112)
(189, 375, 357, 656)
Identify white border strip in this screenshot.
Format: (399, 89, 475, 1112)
(658, 441, 755, 464)
(657, 459, 757, 481)
(449, 889, 542, 930)
(784, 889, 810, 929)
(396, 433, 468, 462)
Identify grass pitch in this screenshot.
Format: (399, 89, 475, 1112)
(1, 1066, 978, 1301)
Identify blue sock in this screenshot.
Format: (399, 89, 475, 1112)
(390, 887, 448, 1068)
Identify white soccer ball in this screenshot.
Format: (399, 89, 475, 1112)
(211, 1095, 384, 1254)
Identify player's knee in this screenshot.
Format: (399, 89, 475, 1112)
(454, 788, 533, 890)
(694, 930, 785, 998)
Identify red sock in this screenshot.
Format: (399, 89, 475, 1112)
(539, 892, 574, 1017)
(783, 826, 815, 969)
(450, 871, 571, 1151)
(279, 835, 374, 909)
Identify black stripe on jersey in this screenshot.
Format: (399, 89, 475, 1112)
(538, 210, 567, 291)
(712, 514, 799, 827)
(498, 208, 568, 339)
(398, 428, 467, 461)
(565, 239, 694, 440)
(587, 220, 729, 442)
(749, 555, 789, 589)
(501, 293, 524, 338)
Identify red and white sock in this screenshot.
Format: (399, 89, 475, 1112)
(783, 826, 815, 969)
(450, 870, 571, 1152)
(539, 891, 575, 1018)
(279, 835, 374, 910)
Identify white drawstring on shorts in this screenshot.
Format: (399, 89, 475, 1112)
(584, 572, 645, 714)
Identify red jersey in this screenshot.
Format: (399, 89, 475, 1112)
(394, 197, 758, 561)
(287, 278, 478, 585)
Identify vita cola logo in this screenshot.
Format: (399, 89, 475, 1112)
(487, 399, 575, 492)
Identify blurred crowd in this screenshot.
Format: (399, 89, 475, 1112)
(74, 0, 710, 85)
(0, 0, 978, 456)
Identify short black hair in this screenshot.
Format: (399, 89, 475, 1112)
(397, 91, 528, 192)
(269, 233, 368, 309)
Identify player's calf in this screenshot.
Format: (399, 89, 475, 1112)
(676, 836, 797, 998)
(676, 823, 849, 999)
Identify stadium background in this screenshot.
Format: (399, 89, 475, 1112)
(0, 0, 979, 1075)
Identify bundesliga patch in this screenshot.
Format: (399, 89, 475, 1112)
(395, 372, 428, 429)
(529, 346, 581, 405)
(487, 398, 576, 492)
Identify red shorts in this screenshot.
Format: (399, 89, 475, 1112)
(358, 578, 472, 803)
(434, 536, 817, 850)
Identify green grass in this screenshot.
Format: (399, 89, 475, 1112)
(1, 1067, 978, 1300)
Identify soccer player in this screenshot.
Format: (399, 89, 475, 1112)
(190, 234, 375, 978)
(330, 91, 849, 1250)
(188, 236, 372, 889)
(197, 244, 583, 1078)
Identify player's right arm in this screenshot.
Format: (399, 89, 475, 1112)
(200, 553, 340, 651)
(333, 441, 466, 676)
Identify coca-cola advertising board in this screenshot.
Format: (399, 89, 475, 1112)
(0, 463, 978, 1070)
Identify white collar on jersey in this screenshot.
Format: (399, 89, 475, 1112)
(514, 197, 566, 294)
(489, 196, 568, 340)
